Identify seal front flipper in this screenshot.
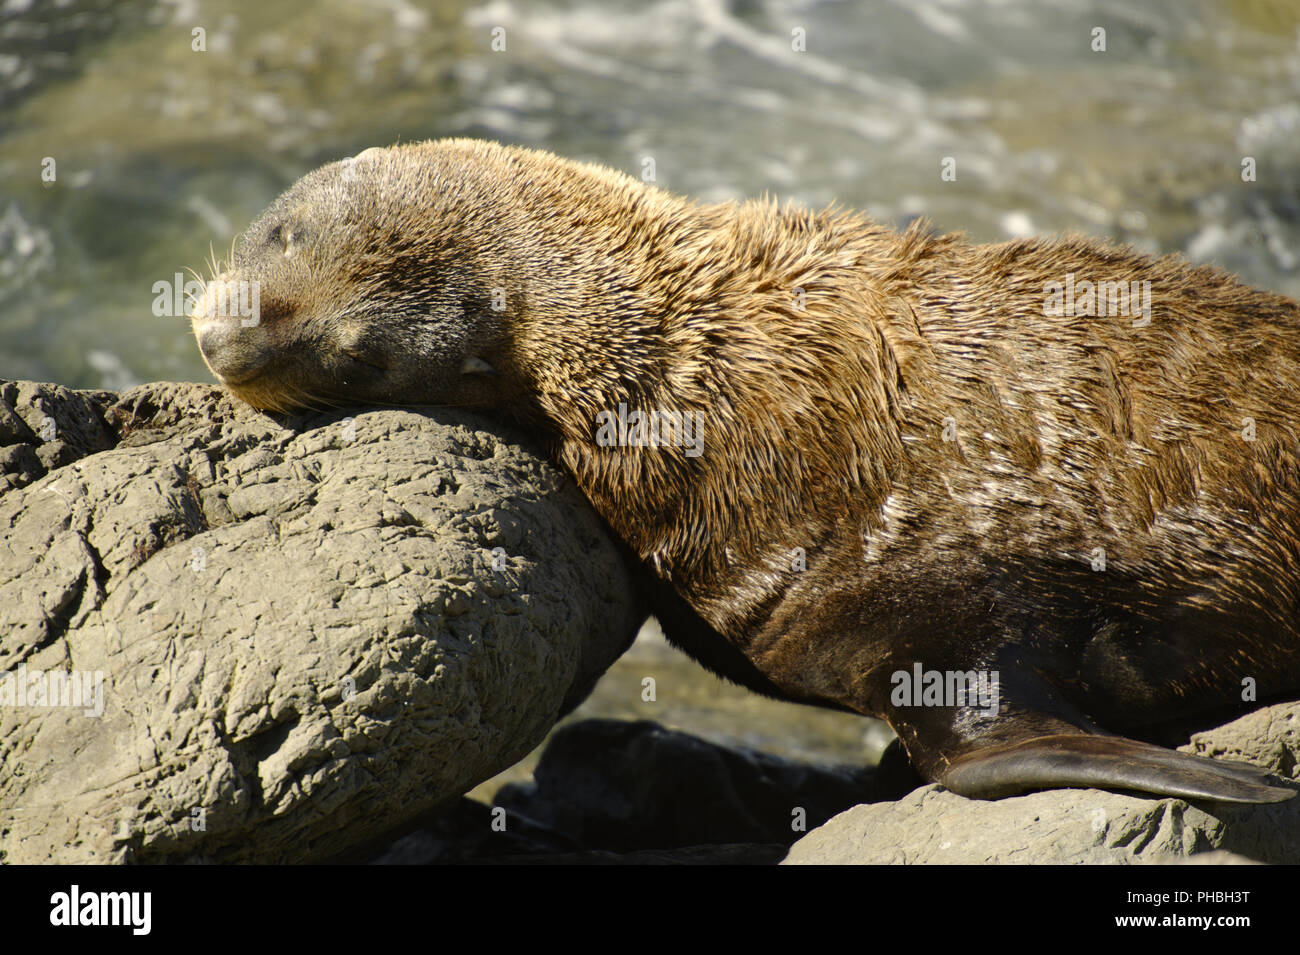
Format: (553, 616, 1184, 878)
(934, 733, 1296, 803)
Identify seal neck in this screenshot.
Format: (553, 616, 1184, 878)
(510, 191, 912, 620)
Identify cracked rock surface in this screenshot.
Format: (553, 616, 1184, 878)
(782, 701, 1300, 864)
(0, 380, 641, 863)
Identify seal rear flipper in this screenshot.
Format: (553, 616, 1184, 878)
(939, 733, 1297, 803)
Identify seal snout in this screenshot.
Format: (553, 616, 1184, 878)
(194, 318, 273, 384)
(190, 270, 275, 384)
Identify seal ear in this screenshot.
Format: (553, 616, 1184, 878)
(939, 733, 1296, 803)
(350, 146, 386, 163)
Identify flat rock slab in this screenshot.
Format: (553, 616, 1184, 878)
(784, 701, 1300, 864)
(0, 380, 641, 863)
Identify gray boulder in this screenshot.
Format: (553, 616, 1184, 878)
(783, 701, 1300, 864)
(0, 380, 640, 863)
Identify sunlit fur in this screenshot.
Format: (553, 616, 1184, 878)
(194, 140, 1300, 794)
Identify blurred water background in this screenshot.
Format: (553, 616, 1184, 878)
(2, 0, 1298, 778)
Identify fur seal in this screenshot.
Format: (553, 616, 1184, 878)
(191, 139, 1300, 802)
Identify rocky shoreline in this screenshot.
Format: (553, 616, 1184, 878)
(2, 379, 1297, 864)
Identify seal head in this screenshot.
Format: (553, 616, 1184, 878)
(193, 145, 525, 414)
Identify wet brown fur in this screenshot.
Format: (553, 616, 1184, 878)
(192, 140, 1300, 795)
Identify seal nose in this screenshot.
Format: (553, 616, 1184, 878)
(194, 319, 272, 384)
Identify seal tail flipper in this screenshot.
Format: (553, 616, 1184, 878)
(939, 733, 1296, 803)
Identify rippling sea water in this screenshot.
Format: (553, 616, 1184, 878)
(2, 0, 1298, 769)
